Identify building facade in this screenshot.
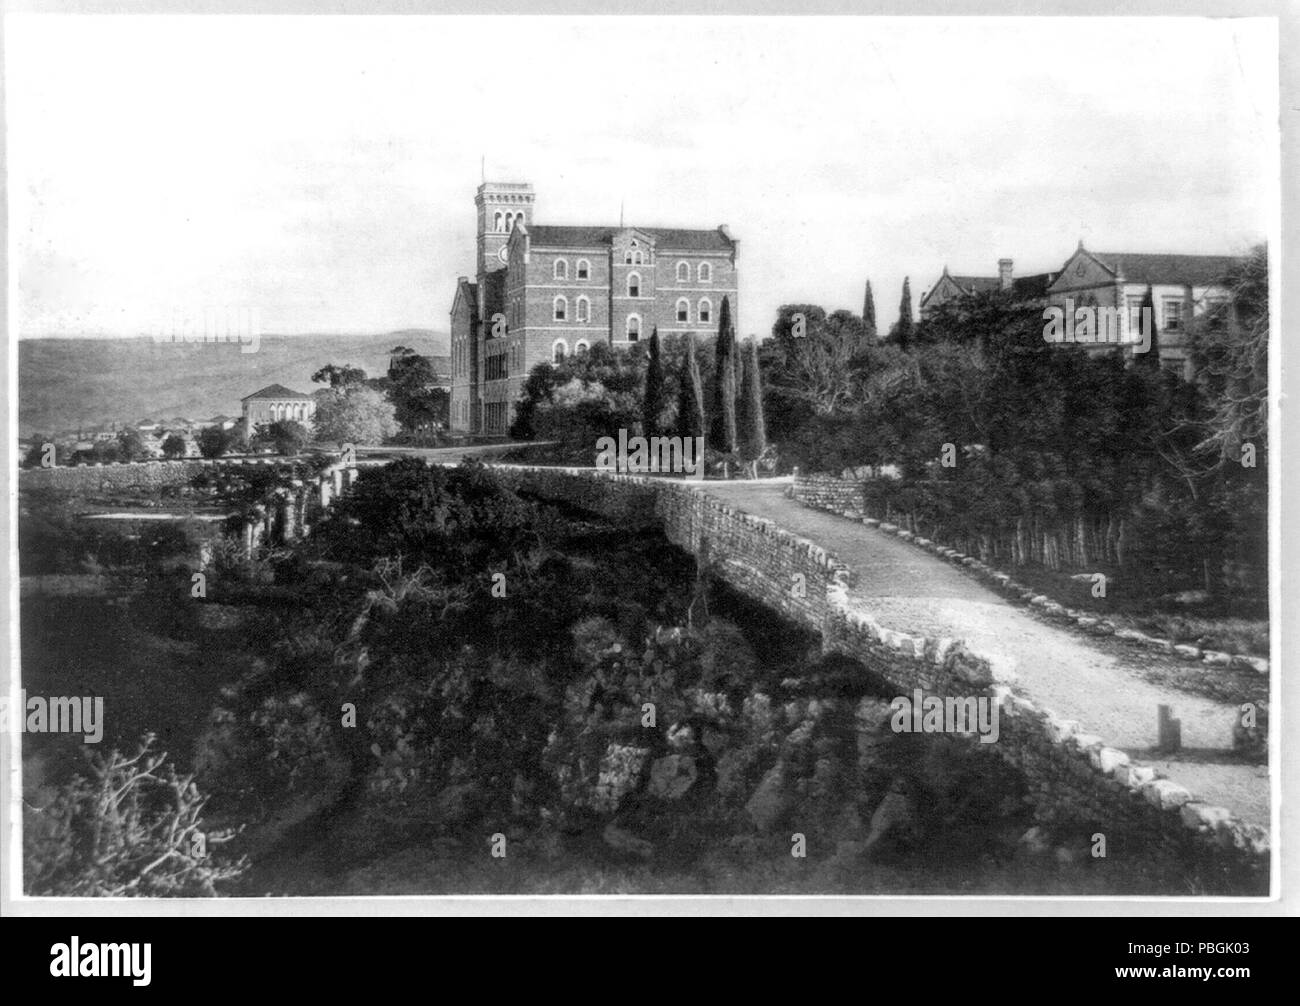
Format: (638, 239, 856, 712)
(1043, 244, 1239, 379)
(241, 384, 317, 428)
(449, 181, 740, 435)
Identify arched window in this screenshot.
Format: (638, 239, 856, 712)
(633, 250, 644, 265)
(676, 298, 690, 323)
(552, 339, 567, 363)
(698, 262, 712, 282)
(624, 251, 633, 265)
(576, 259, 590, 280)
(554, 259, 568, 280)
(493, 211, 503, 232)
(627, 273, 641, 298)
(626, 315, 641, 341)
(515, 212, 524, 229)
(576, 296, 590, 322)
(553, 296, 567, 322)
(698, 298, 712, 324)
(677, 261, 689, 282)
(575, 340, 589, 355)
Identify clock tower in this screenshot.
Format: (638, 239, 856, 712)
(475, 181, 536, 277)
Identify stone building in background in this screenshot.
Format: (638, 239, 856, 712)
(449, 180, 740, 435)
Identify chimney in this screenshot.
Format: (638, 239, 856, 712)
(998, 258, 1013, 291)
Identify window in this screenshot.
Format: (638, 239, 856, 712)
(515, 212, 524, 229)
(626, 315, 641, 341)
(1162, 298, 1184, 331)
(555, 259, 568, 280)
(576, 296, 590, 322)
(698, 262, 712, 282)
(554, 296, 567, 322)
(493, 211, 504, 232)
(553, 340, 567, 363)
(633, 250, 644, 265)
(677, 261, 689, 282)
(576, 259, 590, 280)
(627, 273, 641, 298)
(575, 340, 589, 355)
(699, 298, 712, 324)
(676, 298, 690, 323)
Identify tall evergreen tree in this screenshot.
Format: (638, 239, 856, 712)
(861, 280, 877, 346)
(738, 336, 768, 459)
(643, 327, 666, 436)
(1134, 284, 1161, 370)
(894, 277, 914, 351)
(676, 333, 706, 440)
(710, 296, 739, 452)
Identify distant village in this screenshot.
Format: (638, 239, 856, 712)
(20, 346, 453, 468)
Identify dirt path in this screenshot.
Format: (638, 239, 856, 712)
(696, 480, 1270, 826)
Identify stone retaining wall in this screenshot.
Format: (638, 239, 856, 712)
(503, 467, 1268, 885)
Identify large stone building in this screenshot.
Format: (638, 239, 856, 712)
(449, 180, 740, 435)
(1043, 244, 1239, 379)
(919, 244, 1241, 379)
(241, 384, 317, 429)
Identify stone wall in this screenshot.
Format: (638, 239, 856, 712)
(500, 466, 1268, 884)
(20, 459, 223, 494)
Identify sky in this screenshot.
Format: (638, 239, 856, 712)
(6, 14, 1279, 343)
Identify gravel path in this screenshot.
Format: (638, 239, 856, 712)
(697, 480, 1269, 826)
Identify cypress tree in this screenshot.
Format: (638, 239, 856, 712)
(643, 327, 665, 436)
(738, 336, 767, 459)
(895, 277, 914, 351)
(1134, 284, 1161, 369)
(862, 279, 877, 346)
(676, 333, 706, 440)
(710, 296, 739, 452)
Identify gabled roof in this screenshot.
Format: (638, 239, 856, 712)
(242, 383, 313, 402)
(526, 224, 735, 252)
(1086, 251, 1241, 287)
(949, 275, 1001, 295)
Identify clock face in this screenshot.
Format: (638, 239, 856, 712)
(498, 246, 509, 264)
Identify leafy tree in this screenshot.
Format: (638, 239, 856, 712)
(767, 304, 860, 417)
(314, 386, 399, 446)
(862, 280, 877, 345)
(509, 342, 644, 452)
(259, 420, 311, 456)
(161, 433, 188, 459)
(198, 425, 232, 459)
(311, 363, 369, 389)
(1186, 244, 1268, 464)
(116, 428, 149, 462)
(386, 349, 449, 434)
(643, 327, 666, 438)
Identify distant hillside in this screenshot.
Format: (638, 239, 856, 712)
(19, 331, 450, 435)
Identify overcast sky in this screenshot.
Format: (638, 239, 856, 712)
(7, 14, 1278, 343)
